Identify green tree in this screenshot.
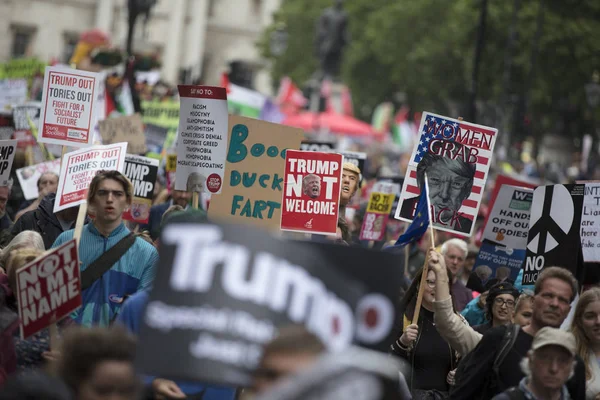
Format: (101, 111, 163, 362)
(259, 0, 600, 146)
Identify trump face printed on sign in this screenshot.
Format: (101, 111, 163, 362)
(400, 141, 476, 233)
(303, 174, 322, 199)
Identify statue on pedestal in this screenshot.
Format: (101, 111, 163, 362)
(315, 0, 350, 82)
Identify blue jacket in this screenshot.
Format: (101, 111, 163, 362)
(117, 291, 237, 399)
(460, 296, 487, 327)
(52, 222, 158, 327)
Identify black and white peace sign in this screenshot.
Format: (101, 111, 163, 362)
(527, 185, 574, 255)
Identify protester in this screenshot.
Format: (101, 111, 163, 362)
(391, 265, 460, 397)
(0, 180, 13, 231)
(513, 291, 534, 327)
(253, 325, 326, 395)
(56, 326, 140, 400)
(14, 172, 59, 222)
(0, 370, 73, 400)
(139, 179, 192, 240)
(339, 162, 361, 217)
(11, 194, 83, 249)
(52, 170, 158, 327)
(0, 230, 44, 274)
(570, 287, 600, 399)
(441, 238, 473, 311)
(492, 327, 577, 400)
(473, 282, 520, 334)
(448, 265, 585, 399)
(460, 245, 478, 286)
(4, 247, 73, 371)
(460, 279, 499, 327)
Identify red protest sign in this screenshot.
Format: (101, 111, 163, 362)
(16, 239, 81, 339)
(280, 150, 342, 235)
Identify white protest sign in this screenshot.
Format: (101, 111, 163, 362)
(482, 185, 533, 249)
(0, 79, 27, 111)
(0, 140, 17, 186)
(16, 159, 62, 200)
(38, 66, 101, 147)
(175, 85, 228, 194)
(581, 183, 600, 262)
(54, 142, 127, 212)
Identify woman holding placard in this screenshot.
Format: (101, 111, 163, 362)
(390, 265, 460, 399)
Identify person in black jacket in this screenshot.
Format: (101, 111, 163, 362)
(11, 193, 81, 249)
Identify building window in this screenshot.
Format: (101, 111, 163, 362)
(252, 0, 263, 15)
(208, 0, 216, 16)
(63, 34, 79, 64)
(11, 28, 34, 58)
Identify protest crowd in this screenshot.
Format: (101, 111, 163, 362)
(1, 1, 600, 400)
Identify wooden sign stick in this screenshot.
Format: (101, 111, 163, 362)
(192, 192, 199, 209)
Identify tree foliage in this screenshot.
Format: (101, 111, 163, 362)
(258, 0, 600, 144)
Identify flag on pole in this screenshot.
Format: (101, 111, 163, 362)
(394, 178, 430, 247)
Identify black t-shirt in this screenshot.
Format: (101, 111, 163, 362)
(450, 325, 586, 400)
(393, 308, 455, 392)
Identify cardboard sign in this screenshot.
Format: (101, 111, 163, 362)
(38, 66, 100, 147)
(360, 182, 395, 241)
(0, 140, 17, 186)
(54, 142, 127, 212)
(122, 155, 159, 224)
(16, 159, 62, 200)
(482, 185, 534, 249)
(395, 112, 497, 237)
(523, 184, 584, 284)
(300, 140, 335, 152)
(175, 85, 228, 194)
(470, 240, 527, 292)
(16, 239, 81, 339)
(581, 184, 600, 262)
(98, 114, 147, 154)
(0, 79, 27, 112)
(208, 116, 304, 231)
(136, 220, 402, 386)
(281, 150, 342, 235)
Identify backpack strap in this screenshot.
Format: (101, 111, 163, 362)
(504, 387, 526, 400)
(80, 233, 136, 291)
(493, 324, 521, 378)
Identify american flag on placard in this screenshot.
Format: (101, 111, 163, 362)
(396, 112, 498, 236)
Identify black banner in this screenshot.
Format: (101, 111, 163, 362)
(136, 219, 403, 386)
(522, 184, 584, 284)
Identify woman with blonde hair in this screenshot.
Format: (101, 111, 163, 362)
(570, 287, 600, 399)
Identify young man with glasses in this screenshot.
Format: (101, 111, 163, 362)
(473, 282, 520, 334)
(52, 170, 158, 327)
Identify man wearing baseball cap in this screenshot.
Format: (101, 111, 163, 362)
(493, 327, 576, 400)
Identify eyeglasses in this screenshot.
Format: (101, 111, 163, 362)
(426, 280, 436, 288)
(494, 298, 515, 308)
(96, 189, 125, 198)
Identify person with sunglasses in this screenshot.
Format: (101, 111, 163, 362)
(473, 283, 520, 335)
(391, 266, 461, 398)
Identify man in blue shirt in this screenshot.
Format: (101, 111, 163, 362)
(53, 170, 158, 327)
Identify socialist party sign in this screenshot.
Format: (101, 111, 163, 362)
(38, 66, 100, 147)
(0, 140, 17, 186)
(54, 142, 128, 212)
(482, 185, 534, 249)
(523, 184, 584, 284)
(360, 182, 395, 241)
(122, 155, 159, 224)
(280, 150, 343, 235)
(175, 85, 228, 194)
(16, 239, 81, 339)
(395, 112, 497, 237)
(16, 159, 62, 200)
(136, 219, 402, 386)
